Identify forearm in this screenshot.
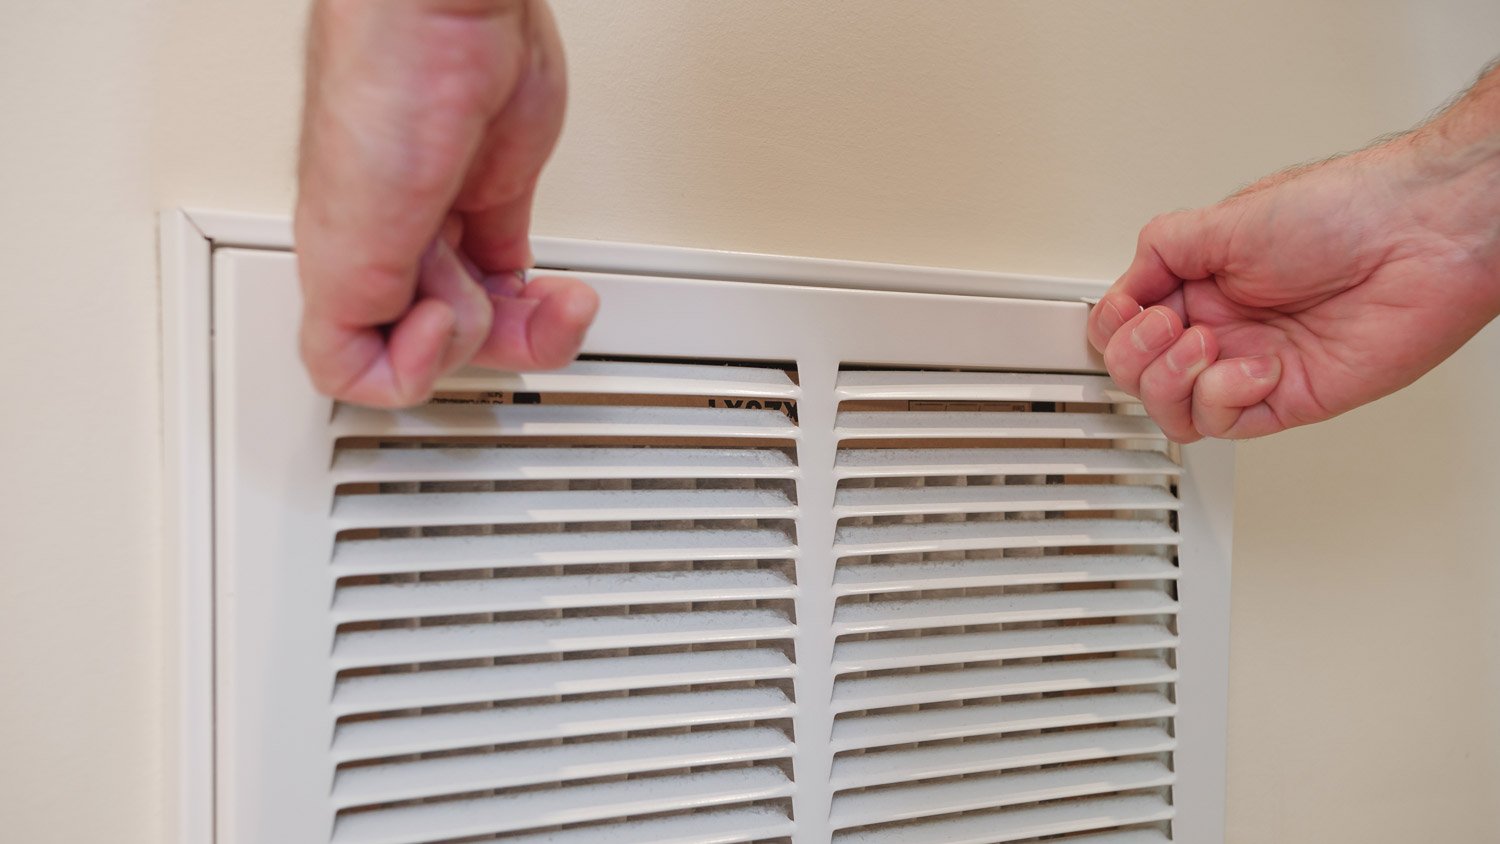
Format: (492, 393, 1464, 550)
(1423, 61, 1500, 161)
(1401, 61, 1500, 313)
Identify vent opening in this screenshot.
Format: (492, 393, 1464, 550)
(828, 368, 1180, 842)
(323, 360, 804, 844)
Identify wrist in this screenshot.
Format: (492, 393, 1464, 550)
(1397, 81, 1500, 312)
(1406, 116, 1500, 189)
(1411, 141, 1500, 316)
(1405, 63, 1500, 188)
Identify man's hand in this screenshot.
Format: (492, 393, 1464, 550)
(1090, 69, 1500, 442)
(296, 0, 597, 408)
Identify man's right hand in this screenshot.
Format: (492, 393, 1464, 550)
(296, 0, 597, 408)
(1089, 67, 1500, 442)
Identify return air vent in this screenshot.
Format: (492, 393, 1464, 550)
(185, 236, 1230, 844)
(827, 370, 1181, 843)
(323, 360, 802, 844)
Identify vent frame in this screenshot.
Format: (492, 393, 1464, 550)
(163, 210, 1232, 844)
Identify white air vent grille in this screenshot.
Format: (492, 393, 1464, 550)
(826, 370, 1180, 843)
(190, 240, 1231, 844)
(323, 361, 802, 844)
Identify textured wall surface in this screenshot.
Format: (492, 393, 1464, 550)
(3, 1, 1497, 841)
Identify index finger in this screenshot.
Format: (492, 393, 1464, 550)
(1090, 207, 1224, 354)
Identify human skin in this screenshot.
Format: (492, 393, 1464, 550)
(295, 3, 1500, 421)
(1089, 64, 1500, 442)
(296, 0, 597, 408)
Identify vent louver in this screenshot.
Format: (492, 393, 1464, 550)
(322, 360, 803, 844)
(827, 370, 1181, 843)
(194, 242, 1230, 844)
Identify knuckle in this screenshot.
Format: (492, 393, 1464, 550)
(1140, 392, 1198, 444)
(1139, 210, 1188, 247)
(1102, 346, 1140, 393)
(1137, 351, 1192, 405)
(310, 267, 415, 325)
(308, 369, 357, 403)
(1168, 429, 1204, 445)
(304, 369, 339, 398)
(298, 340, 340, 397)
(1136, 371, 1168, 405)
(305, 362, 357, 402)
(1141, 404, 1179, 441)
(1191, 405, 1229, 439)
(1138, 213, 1170, 244)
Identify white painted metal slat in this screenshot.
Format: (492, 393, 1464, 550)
(833, 589, 1177, 634)
(333, 726, 793, 809)
(330, 766, 796, 844)
(831, 690, 1176, 753)
(332, 609, 795, 670)
(332, 487, 797, 530)
(333, 403, 799, 440)
(333, 687, 795, 764)
(832, 657, 1176, 713)
(832, 623, 1178, 674)
(835, 370, 1132, 404)
(834, 483, 1177, 517)
(496, 805, 796, 844)
(438, 360, 800, 398)
(332, 527, 797, 577)
(830, 758, 1173, 830)
(831, 794, 1173, 844)
(835, 447, 1180, 479)
(332, 569, 796, 623)
(834, 554, 1178, 596)
(834, 518, 1179, 557)
(830, 725, 1174, 790)
(836, 411, 1162, 440)
(332, 648, 796, 716)
(332, 446, 797, 483)
(826, 371, 1184, 844)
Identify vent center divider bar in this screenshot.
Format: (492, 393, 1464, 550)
(787, 354, 841, 842)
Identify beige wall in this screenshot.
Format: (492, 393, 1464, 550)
(3, 1, 1497, 841)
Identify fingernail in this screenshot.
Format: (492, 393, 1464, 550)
(1101, 298, 1125, 329)
(1165, 331, 1206, 373)
(482, 271, 527, 299)
(1131, 308, 1175, 352)
(1240, 355, 1279, 380)
(1093, 295, 1134, 341)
